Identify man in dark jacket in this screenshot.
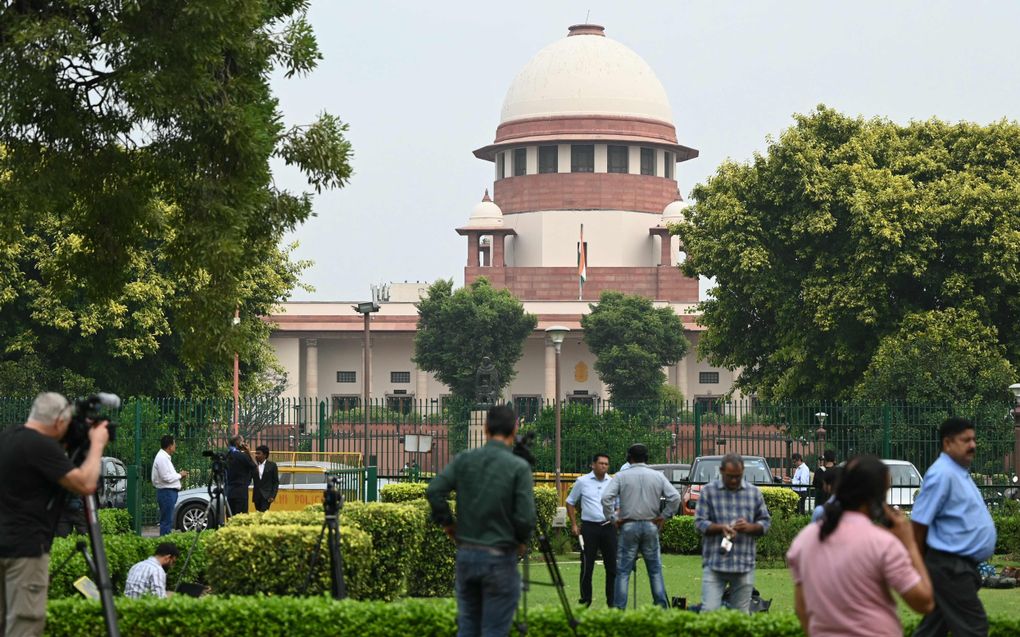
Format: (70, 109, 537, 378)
(253, 445, 280, 512)
(426, 405, 536, 637)
(225, 435, 257, 516)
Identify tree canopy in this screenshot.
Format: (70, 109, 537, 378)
(676, 106, 1020, 401)
(413, 278, 537, 402)
(581, 291, 689, 401)
(0, 1, 352, 395)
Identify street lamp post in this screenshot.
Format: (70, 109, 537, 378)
(233, 308, 241, 435)
(1009, 384, 1020, 477)
(354, 301, 380, 463)
(546, 326, 569, 497)
(814, 411, 828, 462)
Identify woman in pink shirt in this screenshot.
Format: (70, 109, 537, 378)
(787, 455, 934, 636)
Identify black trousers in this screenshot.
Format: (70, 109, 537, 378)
(913, 549, 988, 637)
(796, 491, 807, 515)
(579, 520, 617, 606)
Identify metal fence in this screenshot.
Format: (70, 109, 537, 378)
(1, 396, 1017, 530)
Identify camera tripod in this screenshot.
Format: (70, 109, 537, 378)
(514, 533, 578, 637)
(301, 479, 347, 599)
(174, 455, 231, 592)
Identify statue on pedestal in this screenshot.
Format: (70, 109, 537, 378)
(474, 356, 500, 406)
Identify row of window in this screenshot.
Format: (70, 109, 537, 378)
(339, 369, 717, 385)
(497, 145, 675, 179)
(337, 371, 411, 384)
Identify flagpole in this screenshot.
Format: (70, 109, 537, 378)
(578, 224, 584, 301)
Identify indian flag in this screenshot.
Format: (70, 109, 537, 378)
(578, 224, 587, 299)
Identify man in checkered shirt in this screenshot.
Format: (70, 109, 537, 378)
(694, 453, 771, 613)
(124, 542, 179, 598)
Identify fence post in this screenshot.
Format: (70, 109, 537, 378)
(365, 465, 378, 502)
(694, 401, 702, 457)
(318, 399, 327, 452)
(131, 399, 143, 534)
(882, 403, 892, 459)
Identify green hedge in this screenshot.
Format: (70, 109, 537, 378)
(401, 499, 456, 597)
(43, 597, 1020, 636)
(226, 510, 321, 527)
(661, 515, 701, 554)
(49, 531, 208, 599)
(204, 524, 375, 599)
(992, 514, 1019, 556)
(760, 487, 800, 519)
(758, 515, 812, 564)
(98, 509, 133, 535)
(379, 482, 428, 503)
(338, 502, 423, 601)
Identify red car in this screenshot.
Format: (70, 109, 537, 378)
(681, 455, 779, 515)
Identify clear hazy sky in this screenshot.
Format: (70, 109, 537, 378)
(272, 0, 1020, 301)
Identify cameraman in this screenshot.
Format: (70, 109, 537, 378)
(0, 392, 109, 637)
(426, 405, 536, 637)
(225, 435, 256, 517)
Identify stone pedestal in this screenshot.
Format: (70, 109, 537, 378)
(469, 410, 488, 449)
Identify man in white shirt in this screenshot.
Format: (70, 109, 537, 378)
(786, 453, 811, 514)
(151, 435, 188, 536)
(124, 543, 179, 598)
(565, 453, 616, 607)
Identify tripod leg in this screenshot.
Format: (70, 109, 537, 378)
(326, 516, 347, 600)
(174, 496, 220, 592)
(83, 494, 121, 637)
(301, 521, 329, 596)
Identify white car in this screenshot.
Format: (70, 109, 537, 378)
(883, 459, 923, 509)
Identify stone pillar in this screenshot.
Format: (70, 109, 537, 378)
(415, 368, 429, 403)
(492, 233, 505, 268)
(469, 410, 488, 450)
(677, 354, 689, 400)
(466, 233, 479, 266)
(305, 339, 318, 399)
(660, 233, 672, 267)
(544, 339, 556, 401)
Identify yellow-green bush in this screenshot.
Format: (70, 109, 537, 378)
(226, 510, 320, 527)
(760, 486, 800, 518)
(660, 515, 701, 554)
(204, 524, 374, 598)
(339, 502, 423, 601)
(379, 482, 428, 503)
(400, 499, 456, 597)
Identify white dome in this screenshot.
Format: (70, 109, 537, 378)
(500, 25, 674, 125)
(467, 190, 503, 227)
(661, 199, 690, 225)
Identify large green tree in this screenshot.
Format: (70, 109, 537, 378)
(0, 1, 351, 395)
(676, 106, 1020, 400)
(413, 278, 537, 401)
(581, 291, 689, 401)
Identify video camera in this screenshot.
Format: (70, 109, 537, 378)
(323, 476, 345, 516)
(63, 393, 120, 461)
(201, 450, 227, 476)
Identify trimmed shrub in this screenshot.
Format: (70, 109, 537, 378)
(340, 502, 423, 601)
(44, 597, 1020, 637)
(227, 510, 320, 527)
(661, 515, 700, 554)
(760, 487, 800, 519)
(758, 514, 812, 564)
(380, 482, 428, 503)
(401, 499, 456, 597)
(534, 485, 558, 532)
(98, 509, 133, 535)
(993, 514, 1019, 556)
(204, 524, 374, 599)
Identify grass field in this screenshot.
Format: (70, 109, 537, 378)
(519, 553, 1020, 618)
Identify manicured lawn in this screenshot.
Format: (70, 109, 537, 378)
(519, 553, 1019, 618)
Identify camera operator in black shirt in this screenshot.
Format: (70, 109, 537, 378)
(225, 435, 257, 517)
(0, 392, 110, 637)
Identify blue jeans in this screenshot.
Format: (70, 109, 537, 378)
(454, 547, 520, 637)
(614, 521, 668, 609)
(156, 488, 178, 536)
(701, 566, 754, 613)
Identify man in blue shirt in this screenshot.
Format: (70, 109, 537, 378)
(695, 453, 772, 613)
(565, 453, 616, 607)
(911, 417, 997, 637)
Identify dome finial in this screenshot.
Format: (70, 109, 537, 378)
(567, 24, 605, 37)
(482, 189, 491, 202)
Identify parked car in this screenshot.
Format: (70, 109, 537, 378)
(98, 456, 127, 509)
(882, 459, 922, 509)
(173, 460, 360, 531)
(681, 455, 778, 515)
(647, 463, 691, 490)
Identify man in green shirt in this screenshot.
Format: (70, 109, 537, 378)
(427, 405, 536, 637)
